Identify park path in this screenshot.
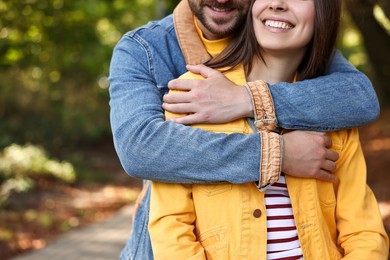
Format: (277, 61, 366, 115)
(12, 204, 134, 260)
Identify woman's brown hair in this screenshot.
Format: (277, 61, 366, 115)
(206, 0, 342, 80)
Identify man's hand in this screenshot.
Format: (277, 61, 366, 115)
(163, 64, 253, 125)
(282, 131, 339, 182)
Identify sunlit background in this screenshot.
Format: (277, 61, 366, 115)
(0, 0, 389, 259)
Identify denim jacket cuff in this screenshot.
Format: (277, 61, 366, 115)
(244, 80, 277, 132)
(257, 132, 282, 191)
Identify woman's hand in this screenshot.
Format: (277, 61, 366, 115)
(163, 64, 254, 125)
(282, 131, 339, 182)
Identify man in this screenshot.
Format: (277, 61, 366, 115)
(109, 0, 379, 259)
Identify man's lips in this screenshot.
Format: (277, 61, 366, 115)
(209, 6, 234, 13)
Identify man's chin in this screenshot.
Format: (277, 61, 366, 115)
(205, 19, 239, 34)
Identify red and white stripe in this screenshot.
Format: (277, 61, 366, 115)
(265, 174, 303, 260)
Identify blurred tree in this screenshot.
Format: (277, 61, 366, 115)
(345, 0, 390, 106)
(154, 0, 180, 18)
(0, 0, 171, 152)
(2, 0, 387, 156)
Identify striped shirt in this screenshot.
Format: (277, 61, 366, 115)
(265, 174, 303, 260)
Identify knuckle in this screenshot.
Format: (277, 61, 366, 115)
(164, 93, 174, 102)
(168, 79, 177, 88)
(194, 91, 207, 101)
(334, 151, 340, 160)
(192, 92, 201, 101)
(177, 119, 186, 125)
(319, 135, 331, 146)
(318, 136, 326, 146)
(194, 80, 205, 89)
(308, 168, 318, 177)
(317, 149, 326, 159)
(328, 150, 339, 161)
(200, 113, 211, 122)
(179, 118, 189, 124)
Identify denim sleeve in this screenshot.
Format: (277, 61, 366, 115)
(109, 36, 261, 184)
(270, 50, 380, 131)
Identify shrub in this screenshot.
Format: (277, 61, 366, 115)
(0, 143, 76, 204)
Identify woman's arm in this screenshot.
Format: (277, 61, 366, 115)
(165, 50, 379, 130)
(149, 182, 206, 259)
(334, 129, 388, 258)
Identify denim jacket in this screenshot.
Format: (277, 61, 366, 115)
(109, 2, 380, 259)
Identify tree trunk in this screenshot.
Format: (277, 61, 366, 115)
(345, 0, 390, 106)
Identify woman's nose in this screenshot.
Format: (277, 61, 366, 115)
(269, 0, 288, 11)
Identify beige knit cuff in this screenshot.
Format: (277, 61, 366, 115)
(245, 80, 277, 132)
(258, 132, 282, 191)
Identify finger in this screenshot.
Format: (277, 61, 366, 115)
(304, 131, 326, 136)
(168, 79, 195, 91)
(168, 113, 203, 125)
(315, 169, 337, 182)
(321, 160, 337, 172)
(163, 91, 192, 103)
(325, 149, 339, 162)
(323, 136, 333, 149)
(186, 64, 220, 78)
(163, 102, 195, 114)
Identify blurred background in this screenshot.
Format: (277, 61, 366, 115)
(0, 0, 389, 259)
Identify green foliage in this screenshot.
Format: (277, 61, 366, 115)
(0, 143, 76, 204)
(0, 0, 179, 208)
(338, 12, 369, 72)
(0, 0, 173, 151)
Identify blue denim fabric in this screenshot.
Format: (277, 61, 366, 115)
(109, 14, 380, 260)
(109, 15, 262, 185)
(120, 182, 153, 260)
(270, 50, 380, 131)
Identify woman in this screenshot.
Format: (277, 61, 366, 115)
(149, 0, 389, 259)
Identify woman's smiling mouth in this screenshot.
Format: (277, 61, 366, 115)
(264, 19, 294, 30)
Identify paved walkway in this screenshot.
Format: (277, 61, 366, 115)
(13, 205, 134, 260)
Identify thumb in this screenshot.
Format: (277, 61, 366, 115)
(186, 64, 220, 78)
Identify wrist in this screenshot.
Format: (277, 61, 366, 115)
(240, 85, 255, 118)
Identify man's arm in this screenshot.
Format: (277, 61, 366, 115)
(270, 50, 380, 131)
(109, 35, 336, 184)
(109, 35, 263, 184)
(164, 50, 379, 130)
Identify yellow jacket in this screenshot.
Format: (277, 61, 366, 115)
(149, 65, 389, 259)
(150, 8, 388, 258)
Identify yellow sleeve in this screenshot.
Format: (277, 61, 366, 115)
(149, 182, 206, 260)
(333, 129, 389, 259)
